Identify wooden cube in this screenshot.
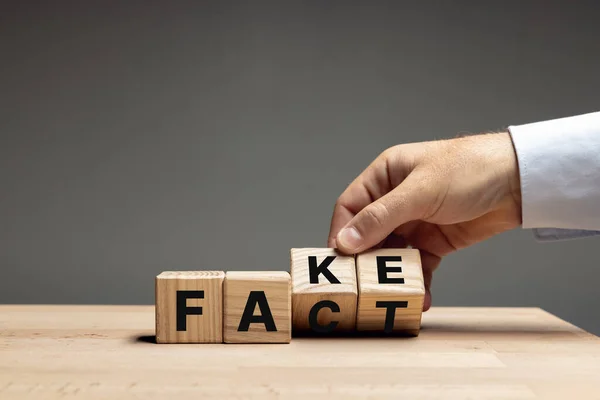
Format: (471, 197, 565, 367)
(224, 271, 291, 343)
(155, 271, 225, 343)
(356, 249, 425, 335)
(290, 248, 357, 333)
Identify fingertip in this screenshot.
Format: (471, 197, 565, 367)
(336, 226, 363, 254)
(423, 290, 432, 312)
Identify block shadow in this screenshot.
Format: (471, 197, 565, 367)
(292, 330, 419, 339)
(129, 332, 419, 344)
(134, 335, 157, 344)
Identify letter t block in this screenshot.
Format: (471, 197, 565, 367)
(155, 271, 225, 343)
(356, 249, 425, 335)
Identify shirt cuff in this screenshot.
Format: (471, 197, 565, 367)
(508, 111, 600, 233)
(533, 228, 600, 242)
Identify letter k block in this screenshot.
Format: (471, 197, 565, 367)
(356, 249, 425, 336)
(290, 248, 358, 333)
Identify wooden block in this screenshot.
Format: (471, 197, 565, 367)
(290, 248, 357, 333)
(155, 271, 224, 343)
(356, 249, 425, 335)
(224, 271, 291, 343)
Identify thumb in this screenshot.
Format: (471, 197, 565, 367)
(335, 173, 430, 253)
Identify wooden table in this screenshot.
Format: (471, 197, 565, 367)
(1, 306, 599, 399)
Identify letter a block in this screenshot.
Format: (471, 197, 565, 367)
(290, 248, 357, 333)
(224, 271, 291, 343)
(155, 271, 225, 343)
(356, 249, 425, 335)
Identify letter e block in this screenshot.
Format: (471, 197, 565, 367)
(356, 249, 424, 335)
(224, 271, 291, 343)
(291, 248, 357, 333)
(155, 271, 225, 343)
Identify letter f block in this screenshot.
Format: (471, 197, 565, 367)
(291, 248, 358, 333)
(155, 271, 225, 343)
(356, 249, 425, 336)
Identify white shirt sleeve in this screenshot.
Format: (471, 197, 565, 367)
(508, 111, 600, 240)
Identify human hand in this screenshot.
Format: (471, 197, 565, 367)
(328, 132, 522, 311)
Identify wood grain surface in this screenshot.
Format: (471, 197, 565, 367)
(1, 306, 599, 399)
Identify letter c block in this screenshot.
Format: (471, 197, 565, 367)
(291, 248, 358, 333)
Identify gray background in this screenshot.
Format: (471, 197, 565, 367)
(2, 1, 599, 334)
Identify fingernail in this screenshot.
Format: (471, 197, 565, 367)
(337, 227, 362, 251)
